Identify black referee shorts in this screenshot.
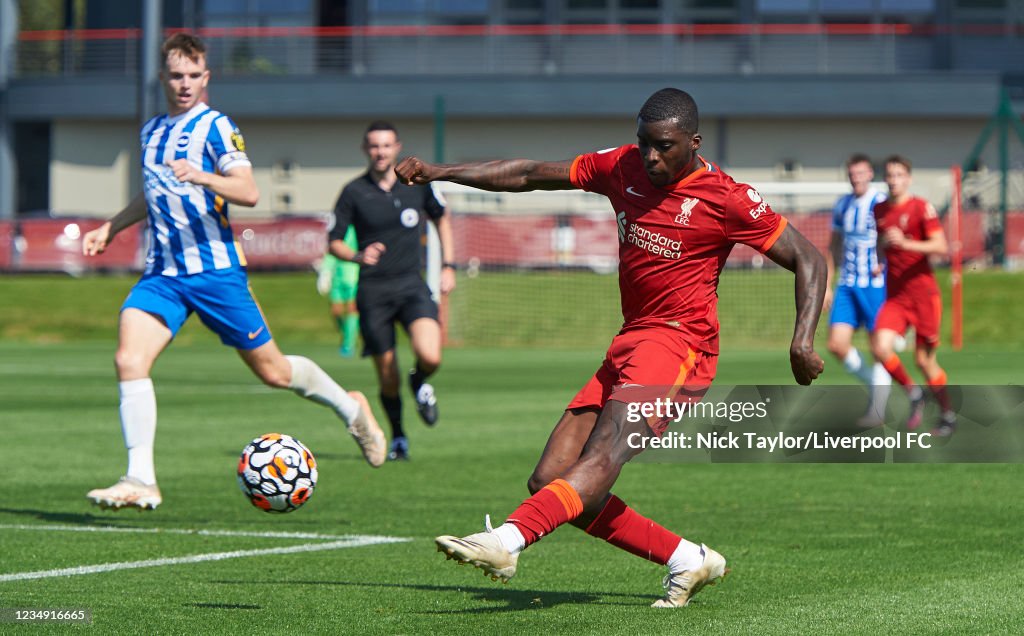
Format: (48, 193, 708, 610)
(356, 276, 439, 357)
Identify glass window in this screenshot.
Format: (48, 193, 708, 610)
(879, 0, 935, 13)
(505, 0, 543, 8)
(820, 0, 873, 13)
(621, 0, 659, 8)
(255, 0, 312, 14)
(434, 0, 489, 13)
(692, 0, 737, 7)
(756, 0, 812, 13)
(371, 0, 429, 14)
(621, 15, 661, 23)
(204, 0, 248, 15)
(568, 0, 608, 8)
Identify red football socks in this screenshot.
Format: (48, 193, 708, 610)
(928, 369, 952, 411)
(506, 479, 583, 547)
(585, 495, 681, 565)
(506, 482, 687, 564)
(882, 353, 915, 389)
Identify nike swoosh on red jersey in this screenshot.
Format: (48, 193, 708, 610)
(626, 186, 645, 197)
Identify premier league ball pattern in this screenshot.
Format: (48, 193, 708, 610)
(237, 434, 318, 513)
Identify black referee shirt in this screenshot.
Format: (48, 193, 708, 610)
(329, 172, 446, 282)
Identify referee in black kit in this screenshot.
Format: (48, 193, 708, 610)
(328, 121, 456, 461)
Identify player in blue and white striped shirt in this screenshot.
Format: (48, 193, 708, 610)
(138, 93, 252, 276)
(81, 33, 385, 510)
(825, 154, 891, 426)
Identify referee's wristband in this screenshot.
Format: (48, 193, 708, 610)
(442, 262, 457, 270)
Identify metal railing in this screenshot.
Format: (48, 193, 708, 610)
(14, 23, 1023, 78)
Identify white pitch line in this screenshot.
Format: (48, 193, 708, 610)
(0, 523, 369, 541)
(0, 535, 410, 583)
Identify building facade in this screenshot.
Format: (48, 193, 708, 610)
(2, 0, 1022, 218)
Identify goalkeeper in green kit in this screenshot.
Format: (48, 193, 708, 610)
(318, 225, 361, 357)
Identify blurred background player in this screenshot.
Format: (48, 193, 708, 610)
(328, 121, 456, 461)
(870, 155, 956, 436)
(81, 33, 386, 510)
(317, 225, 361, 357)
(396, 88, 825, 607)
(824, 154, 891, 427)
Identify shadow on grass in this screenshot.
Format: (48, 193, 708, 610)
(221, 449, 356, 462)
(211, 579, 651, 612)
(0, 506, 140, 526)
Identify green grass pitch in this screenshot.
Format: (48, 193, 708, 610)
(0, 272, 1022, 634)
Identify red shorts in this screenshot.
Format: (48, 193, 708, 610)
(875, 293, 941, 348)
(567, 327, 717, 434)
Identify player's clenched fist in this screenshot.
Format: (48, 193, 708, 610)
(82, 223, 112, 256)
(882, 226, 906, 249)
(395, 157, 434, 186)
(354, 241, 387, 266)
(789, 346, 824, 385)
(167, 158, 208, 186)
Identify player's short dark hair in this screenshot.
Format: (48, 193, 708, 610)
(885, 154, 913, 173)
(846, 153, 872, 168)
(162, 32, 206, 64)
(364, 120, 399, 141)
(638, 88, 699, 134)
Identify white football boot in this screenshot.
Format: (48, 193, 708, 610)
(651, 544, 728, 608)
(346, 391, 387, 467)
(436, 516, 519, 583)
(86, 476, 162, 510)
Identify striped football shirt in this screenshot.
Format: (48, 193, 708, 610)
(832, 187, 886, 289)
(140, 102, 251, 276)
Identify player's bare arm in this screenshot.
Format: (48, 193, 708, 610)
(167, 160, 259, 207)
(82, 193, 148, 256)
(329, 237, 386, 266)
(396, 157, 576, 192)
(764, 224, 827, 385)
(873, 229, 887, 277)
(885, 227, 949, 256)
(434, 212, 457, 295)
(824, 231, 842, 311)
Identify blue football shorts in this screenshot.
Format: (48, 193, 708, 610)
(121, 268, 272, 350)
(830, 284, 886, 331)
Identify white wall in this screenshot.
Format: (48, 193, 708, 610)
(50, 115, 987, 218)
(51, 121, 133, 216)
(723, 117, 985, 204)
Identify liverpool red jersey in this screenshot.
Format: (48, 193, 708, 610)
(570, 145, 787, 354)
(874, 196, 942, 297)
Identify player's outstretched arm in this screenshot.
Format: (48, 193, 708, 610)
(396, 156, 576, 192)
(764, 224, 826, 385)
(82, 193, 148, 256)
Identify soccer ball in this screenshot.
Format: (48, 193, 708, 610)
(237, 433, 318, 513)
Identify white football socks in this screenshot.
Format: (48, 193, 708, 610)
(492, 522, 527, 555)
(120, 378, 157, 486)
(867, 363, 892, 420)
(843, 348, 874, 386)
(285, 355, 360, 424)
(667, 538, 706, 574)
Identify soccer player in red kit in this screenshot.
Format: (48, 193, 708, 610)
(870, 155, 955, 435)
(395, 88, 825, 607)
